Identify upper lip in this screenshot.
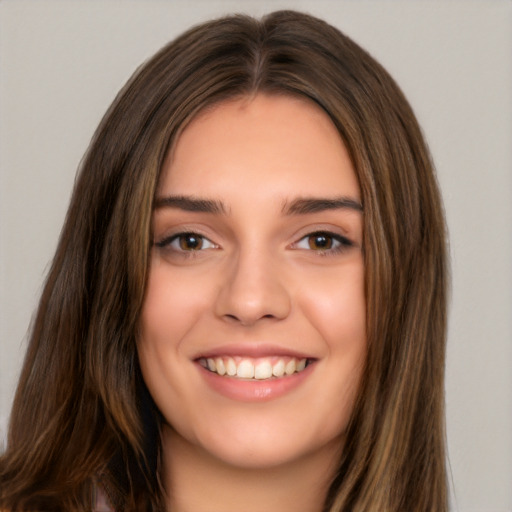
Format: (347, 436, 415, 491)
(192, 343, 316, 360)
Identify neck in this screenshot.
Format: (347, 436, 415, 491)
(160, 425, 341, 512)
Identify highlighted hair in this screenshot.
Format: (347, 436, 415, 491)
(0, 11, 448, 511)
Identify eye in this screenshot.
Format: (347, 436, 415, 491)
(155, 232, 217, 251)
(294, 231, 353, 253)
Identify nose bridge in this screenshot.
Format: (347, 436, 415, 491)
(215, 242, 291, 325)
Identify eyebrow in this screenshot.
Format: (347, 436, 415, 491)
(282, 197, 363, 215)
(153, 195, 227, 214)
(153, 194, 363, 216)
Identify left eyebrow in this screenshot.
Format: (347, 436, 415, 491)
(153, 195, 227, 214)
(282, 197, 363, 215)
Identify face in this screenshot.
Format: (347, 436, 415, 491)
(138, 94, 366, 470)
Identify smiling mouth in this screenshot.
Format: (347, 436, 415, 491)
(197, 356, 313, 380)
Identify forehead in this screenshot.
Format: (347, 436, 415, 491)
(159, 94, 360, 201)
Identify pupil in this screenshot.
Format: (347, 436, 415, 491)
(180, 234, 202, 250)
(310, 234, 332, 250)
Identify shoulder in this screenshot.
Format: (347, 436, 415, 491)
(93, 484, 115, 512)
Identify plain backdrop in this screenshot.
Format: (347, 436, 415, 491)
(0, 1, 511, 511)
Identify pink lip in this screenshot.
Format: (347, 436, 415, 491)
(193, 343, 314, 360)
(196, 360, 315, 402)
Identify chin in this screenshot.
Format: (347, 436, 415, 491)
(183, 414, 345, 471)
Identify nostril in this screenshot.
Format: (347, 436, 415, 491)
(215, 269, 292, 324)
(223, 312, 279, 325)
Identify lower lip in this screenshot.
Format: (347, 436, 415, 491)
(197, 363, 315, 402)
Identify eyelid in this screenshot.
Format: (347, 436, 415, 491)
(154, 231, 218, 251)
(291, 230, 354, 254)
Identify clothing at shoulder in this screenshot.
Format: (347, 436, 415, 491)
(93, 485, 114, 512)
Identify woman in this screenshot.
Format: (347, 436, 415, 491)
(0, 10, 448, 512)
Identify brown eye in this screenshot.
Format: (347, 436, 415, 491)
(307, 233, 333, 250)
(294, 231, 353, 254)
(179, 233, 204, 250)
(154, 232, 217, 252)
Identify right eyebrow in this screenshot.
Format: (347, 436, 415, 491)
(282, 196, 363, 215)
(153, 195, 227, 214)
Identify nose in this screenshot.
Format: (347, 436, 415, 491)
(214, 247, 291, 326)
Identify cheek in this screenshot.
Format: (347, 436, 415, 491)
(298, 262, 366, 349)
(306, 273, 366, 428)
(137, 263, 212, 430)
(137, 263, 208, 403)
(141, 261, 213, 346)
(297, 262, 367, 422)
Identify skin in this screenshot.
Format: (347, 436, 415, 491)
(138, 94, 366, 512)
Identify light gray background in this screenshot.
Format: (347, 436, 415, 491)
(1, 1, 511, 511)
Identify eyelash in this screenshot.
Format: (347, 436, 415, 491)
(293, 231, 353, 255)
(154, 232, 217, 253)
(154, 230, 353, 256)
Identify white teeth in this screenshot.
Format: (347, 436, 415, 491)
(237, 360, 254, 379)
(254, 361, 273, 380)
(226, 358, 237, 376)
(215, 357, 226, 376)
(272, 359, 285, 377)
(200, 356, 309, 380)
(285, 359, 296, 375)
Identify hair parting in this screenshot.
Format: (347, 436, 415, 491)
(0, 10, 448, 512)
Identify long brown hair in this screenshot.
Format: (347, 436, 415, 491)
(0, 10, 448, 511)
